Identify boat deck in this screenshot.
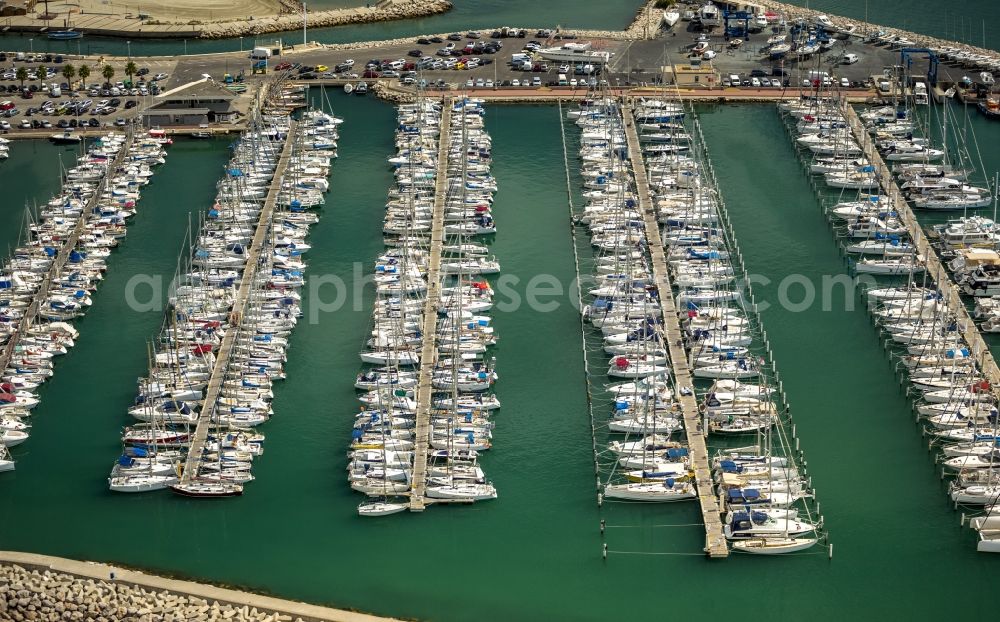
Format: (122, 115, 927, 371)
(621, 102, 729, 559)
(841, 100, 1000, 400)
(409, 98, 452, 511)
(0, 129, 136, 374)
(178, 119, 298, 484)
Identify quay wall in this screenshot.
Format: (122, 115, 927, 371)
(0, 551, 401, 622)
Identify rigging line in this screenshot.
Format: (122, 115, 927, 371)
(604, 523, 705, 528)
(558, 99, 602, 495)
(605, 550, 708, 556)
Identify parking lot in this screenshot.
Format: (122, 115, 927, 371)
(0, 52, 180, 136)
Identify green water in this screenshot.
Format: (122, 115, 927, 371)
(0, 0, 644, 57)
(0, 141, 85, 257)
(1, 96, 999, 620)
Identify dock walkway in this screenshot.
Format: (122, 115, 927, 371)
(179, 121, 298, 484)
(621, 103, 729, 558)
(0, 129, 134, 374)
(841, 101, 1000, 399)
(409, 98, 452, 511)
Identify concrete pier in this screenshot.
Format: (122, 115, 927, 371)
(179, 120, 298, 485)
(621, 103, 729, 558)
(408, 98, 451, 511)
(0, 129, 134, 374)
(841, 100, 1000, 398)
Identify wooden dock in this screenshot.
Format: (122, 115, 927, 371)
(621, 103, 729, 558)
(178, 120, 298, 484)
(841, 100, 1000, 399)
(409, 98, 452, 511)
(0, 129, 135, 374)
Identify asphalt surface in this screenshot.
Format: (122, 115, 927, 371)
(0, 19, 972, 137)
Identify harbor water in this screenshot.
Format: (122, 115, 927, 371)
(0, 94, 998, 620)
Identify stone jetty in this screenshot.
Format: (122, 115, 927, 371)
(196, 0, 452, 40)
(0, 552, 400, 622)
(0, 0, 452, 40)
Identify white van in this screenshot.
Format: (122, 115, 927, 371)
(49, 86, 61, 97)
(249, 47, 272, 61)
(558, 73, 568, 86)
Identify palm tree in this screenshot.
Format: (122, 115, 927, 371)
(101, 64, 115, 86)
(78, 65, 91, 88)
(35, 66, 47, 83)
(61, 64, 76, 87)
(125, 61, 137, 85)
(15, 67, 28, 89)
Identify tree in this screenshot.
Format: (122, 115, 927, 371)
(102, 64, 115, 85)
(78, 65, 91, 87)
(125, 61, 137, 84)
(15, 66, 27, 88)
(61, 64, 76, 86)
(35, 66, 47, 82)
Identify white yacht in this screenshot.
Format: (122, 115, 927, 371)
(537, 42, 612, 65)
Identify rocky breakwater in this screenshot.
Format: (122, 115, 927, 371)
(0, 565, 290, 622)
(196, 0, 452, 39)
(0, 557, 401, 622)
(565, 0, 662, 41)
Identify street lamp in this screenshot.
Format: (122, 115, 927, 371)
(239, 37, 243, 53)
(127, 40, 131, 61)
(29, 39, 33, 54)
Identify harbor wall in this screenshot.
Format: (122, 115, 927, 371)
(0, 551, 401, 622)
(0, 0, 452, 40)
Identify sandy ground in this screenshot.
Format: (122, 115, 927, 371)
(41, 0, 287, 23)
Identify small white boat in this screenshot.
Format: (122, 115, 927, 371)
(732, 537, 819, 555)
(854, 256, 925, 275)
(0, 429, 28, 447)
(108, 474, 179, 493)
(358, 501, 408, 516)
(343, 83, 354, 94)
(604, 480, 696, 501)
